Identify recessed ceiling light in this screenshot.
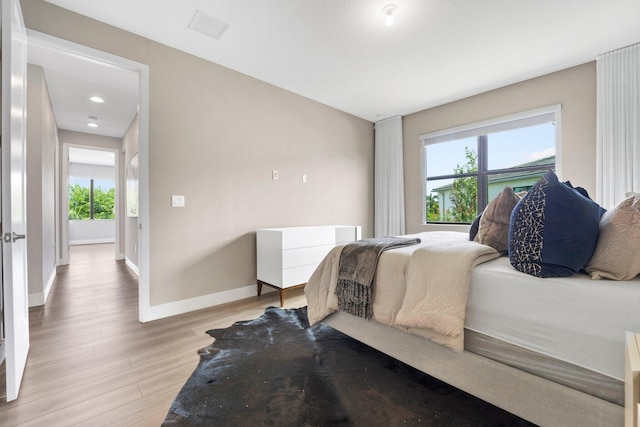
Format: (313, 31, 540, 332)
(90, 96, 104, 103)
(88, 123, 99, 128)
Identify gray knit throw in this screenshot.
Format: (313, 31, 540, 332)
(335, 236, 421, 320)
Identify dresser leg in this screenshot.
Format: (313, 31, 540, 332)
(257, 280, 263, 296)
(279, 289, 285, 307)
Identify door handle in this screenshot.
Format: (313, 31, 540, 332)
(3, 232, 26, 243)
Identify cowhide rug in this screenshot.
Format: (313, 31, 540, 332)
(163, 306, 534, 426)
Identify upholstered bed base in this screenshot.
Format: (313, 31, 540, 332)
(323, 311, 623, 427)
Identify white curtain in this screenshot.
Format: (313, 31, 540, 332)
(596, 43, 640, 208)
(375, 116, 405, 237)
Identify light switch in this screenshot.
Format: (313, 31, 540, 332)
(171, 195, 185, 207)
(302, 174, 308, 183)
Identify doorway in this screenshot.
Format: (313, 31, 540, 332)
(25, 30, 151, 322)
(64, 146, 120, 261)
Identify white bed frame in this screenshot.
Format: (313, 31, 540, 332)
(324, 311, 624, 427)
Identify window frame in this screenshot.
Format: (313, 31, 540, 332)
(420, 104, 562, 225)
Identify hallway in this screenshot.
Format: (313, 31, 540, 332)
(0, 243, 305, 426)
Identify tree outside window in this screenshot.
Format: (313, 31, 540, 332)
(69, 177, 115, 220)
(449, 147, 478, 222)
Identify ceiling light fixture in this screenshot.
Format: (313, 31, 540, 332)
(383, 4, 396, 26)
(88, 116, 99, 128)
(90, 96, 104, 103)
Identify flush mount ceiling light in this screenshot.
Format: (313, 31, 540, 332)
(383, 4, 397, 26)
(90, 96, 104, 103)
(88, 116, 99, 128)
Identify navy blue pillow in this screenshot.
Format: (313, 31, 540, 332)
(508, 170, 605, 278)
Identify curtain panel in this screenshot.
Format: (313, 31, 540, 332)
(596, 43, 640, 208)
(374, 116, 405, 237)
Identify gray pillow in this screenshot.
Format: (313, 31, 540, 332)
(477, 186, 521, 252)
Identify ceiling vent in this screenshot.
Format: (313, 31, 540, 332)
(189, 10, 229, 40)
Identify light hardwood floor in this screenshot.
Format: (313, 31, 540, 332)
(0, 243, 306, 426)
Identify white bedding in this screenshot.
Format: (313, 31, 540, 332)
(307, 230, 640, 382)
(467, 256, 640, 380)
(306, 231, 499, 350)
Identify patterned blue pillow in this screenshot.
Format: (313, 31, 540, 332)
(508, 170, 605, 277)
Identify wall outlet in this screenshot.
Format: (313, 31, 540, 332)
(171, 195, 185, 207)
(272, 170, 279, 180)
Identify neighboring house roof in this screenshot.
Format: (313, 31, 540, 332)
(431, 156, 555, 193)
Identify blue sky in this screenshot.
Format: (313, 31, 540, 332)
(426, 122, 555, 176)
(425, 122, 555, 194)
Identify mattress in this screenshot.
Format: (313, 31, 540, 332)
(466, 256, 640, 382)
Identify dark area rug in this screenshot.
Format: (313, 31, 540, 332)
(163, 306, 536, 426)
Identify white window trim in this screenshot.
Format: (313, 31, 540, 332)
(419, 104, 562, 224)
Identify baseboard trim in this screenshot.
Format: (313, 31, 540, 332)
(28, 269, 57, 307)
(125, 257, 139, 276)
(70, 238, 115, 245)
(143, 284, 274, 322)
(44, 268, 56, 302)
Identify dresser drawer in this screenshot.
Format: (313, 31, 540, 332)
(280, 226, 335, 249)
(282, 264, 320, 288)
(282, 245, 334, 269)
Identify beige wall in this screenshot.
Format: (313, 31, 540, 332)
(26, 64, 57, 305)
(402, 62, 596, 234)
(122, 115, 139, 268)
(22, 0, 374, 307)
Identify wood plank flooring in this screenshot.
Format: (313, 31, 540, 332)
(0, 243, 306, 426)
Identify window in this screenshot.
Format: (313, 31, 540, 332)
(421, 105, 560, 224)
(69, 177, 116, 220)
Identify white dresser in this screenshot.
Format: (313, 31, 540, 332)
(256, 225, 361, 306)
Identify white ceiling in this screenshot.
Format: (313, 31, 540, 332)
(37, 0, 640, 132)
(28, 35, 139, 138)
(68, 147, 115, 166)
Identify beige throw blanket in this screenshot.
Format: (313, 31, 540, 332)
(305, 232, 500, 351)
(394, 239, 499, 350)
(335, 237, 422, 320)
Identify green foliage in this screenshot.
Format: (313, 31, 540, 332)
(93, 186, 115, 219)
(69, 182, 115, 220)
(426, 193, 440, 222)
(69, 184, 90, 220)
(448, 147, 478, 222)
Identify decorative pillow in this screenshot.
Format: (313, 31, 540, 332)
(476, 186, 521, 252)
(584, 194, 640, 280)
(469, 213, 482, 241)
(508, 170, 605, 278)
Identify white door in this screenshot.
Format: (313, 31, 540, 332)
(1, 0, 29, 402)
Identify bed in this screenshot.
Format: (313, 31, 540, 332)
(305, 230, 640, 427)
